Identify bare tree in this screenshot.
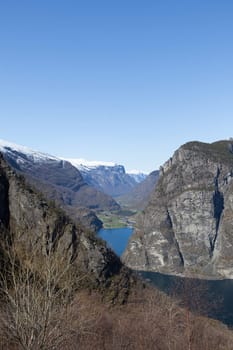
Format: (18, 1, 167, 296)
(0, 237, 79, 350)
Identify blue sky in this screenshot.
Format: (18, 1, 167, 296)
(1, 0, 233, 173)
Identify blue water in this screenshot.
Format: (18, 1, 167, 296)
(98, 227, 133, 256)
(98, 227, 233, 326)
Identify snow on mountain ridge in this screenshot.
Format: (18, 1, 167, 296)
(0, 139, 60, 163)
(64, 158, 117, 170)
(0, 139, 147, 177)
(64, 159, 148, 177)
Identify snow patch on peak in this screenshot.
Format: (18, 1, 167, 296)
(63, 158, 117, 170)
(0, 139, 60, 163)
(0, 140, 148, 185)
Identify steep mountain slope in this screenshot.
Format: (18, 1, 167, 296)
(0, 153, 131, 300)
(123, 140, 233, 279)
(66, 158, 147, 197)
(0, 140, 120, 230)
(1, 152, 233, 350)
(118, 170, 159, 210)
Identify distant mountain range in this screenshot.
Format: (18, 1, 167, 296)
(0, 140, 120, 231)
(0, 140, 155, 230)
(65, 158, 147, 197)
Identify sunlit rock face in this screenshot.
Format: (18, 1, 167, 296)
(123, 141, 233, 279)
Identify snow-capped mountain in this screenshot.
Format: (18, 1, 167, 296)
(0, 139, 148, 203)
(0, 139, 60, 163)
(64, 158, 147, 181)
(0, 139, 120, 230)
(65, 158, 117, 172)
(64, 158, 148, 197)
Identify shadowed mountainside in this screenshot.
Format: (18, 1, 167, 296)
(0, 142, 120, 231)
(0, 153, 132, 300)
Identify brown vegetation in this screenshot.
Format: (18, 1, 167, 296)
(0, 238, 78, 350)
(0, 268, 233, 350)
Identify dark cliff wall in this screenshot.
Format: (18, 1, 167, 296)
(0, 154, 132, 302)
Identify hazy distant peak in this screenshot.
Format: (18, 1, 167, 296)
(65, 159, 148, 176)
(127, 169, 148, 175)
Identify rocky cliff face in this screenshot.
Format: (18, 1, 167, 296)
(123, 141, 233, 279)
(0, 154, 132, 301)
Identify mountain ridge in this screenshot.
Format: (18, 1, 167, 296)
(65, 157, 147, 197)
(0, 140, 120, 231)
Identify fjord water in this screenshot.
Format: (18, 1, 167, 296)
(98, 227, 133, 256)
(98, 227, 233, 326)
(139, 271, 233, 326)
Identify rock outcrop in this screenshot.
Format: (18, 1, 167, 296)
(123, 141, 233, 279)
(0, 154, 132, 302)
